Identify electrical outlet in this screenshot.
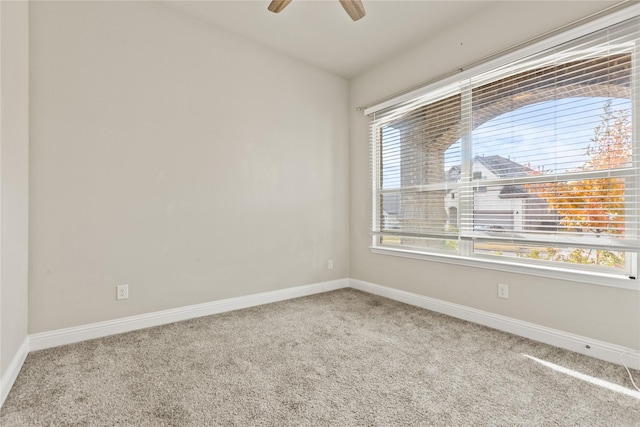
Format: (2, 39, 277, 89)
(328, 259, 334, 270)
(116, 284, 129, 300)
(497, 283, 509, 299)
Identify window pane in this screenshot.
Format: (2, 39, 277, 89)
(380, 235, 459, 253)
(376, 93, 462, 241)
(474, 241, 626, 272)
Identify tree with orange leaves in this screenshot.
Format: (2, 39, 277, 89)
(530, 100, 631, 236)
(522, 100, 631, 268)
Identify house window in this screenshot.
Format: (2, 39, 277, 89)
(369, 12, 639, 285)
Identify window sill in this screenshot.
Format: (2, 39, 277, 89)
(370, 246, 639, 291)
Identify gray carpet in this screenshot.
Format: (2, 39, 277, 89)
(1, 288, 639, 426)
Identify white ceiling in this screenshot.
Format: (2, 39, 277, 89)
(162, 0, 497, 78)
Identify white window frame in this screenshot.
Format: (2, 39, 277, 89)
(367, 6, 640, 291)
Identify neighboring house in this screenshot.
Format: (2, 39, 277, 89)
(445, 155, 558, 232)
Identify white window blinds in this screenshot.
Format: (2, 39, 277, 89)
(370, 12, 639, 276)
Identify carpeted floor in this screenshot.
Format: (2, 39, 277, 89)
(1, 288, 639, 426)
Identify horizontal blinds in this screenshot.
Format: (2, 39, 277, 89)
(372, 89, 463, 239)
(462, 17, 638, 250)
(370, 14, 639, 254)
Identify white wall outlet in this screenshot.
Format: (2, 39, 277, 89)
(328, 259, 334, 270)
(116, 284, 129, 300)
(497, 283, 509, 299)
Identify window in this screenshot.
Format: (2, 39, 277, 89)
(368, 11, 639, 286)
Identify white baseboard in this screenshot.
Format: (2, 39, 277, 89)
(29, 278, 349, 352)
(0, 337, 29, 407)
(349, 278, 640, 370)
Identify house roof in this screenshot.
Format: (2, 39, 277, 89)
(499, 184, 529, 198)
(445, 155, 534, 181)
(445, 165, 461, 182)
(474, 155, 533, 178)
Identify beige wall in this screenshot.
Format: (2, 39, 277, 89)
(349, 1, 640, 350)
(29, 1, 349, 333)
(1, 0, 30, 375)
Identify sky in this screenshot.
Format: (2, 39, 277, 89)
(444, 96, 631, 173)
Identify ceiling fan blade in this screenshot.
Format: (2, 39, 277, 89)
(268, 0, 293, 14)
(339, 0, 366, 21)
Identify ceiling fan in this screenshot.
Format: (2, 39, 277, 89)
(268, 0, 366, 21)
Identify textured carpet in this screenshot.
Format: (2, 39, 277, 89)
(1, 289, 639, 426)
